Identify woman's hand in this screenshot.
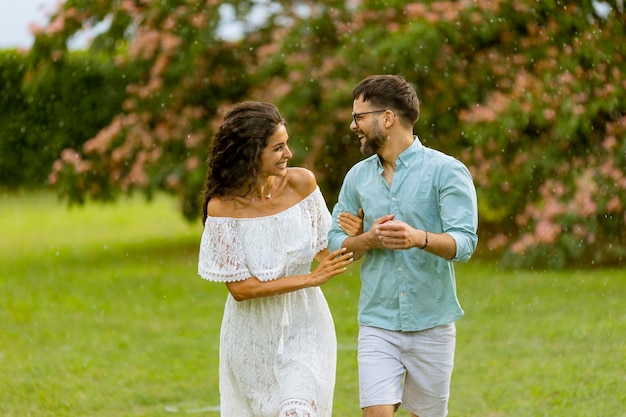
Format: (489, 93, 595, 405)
(226, 248, 353, 301)
(338, 208, 364, 236)
(309, 248, 354, 286)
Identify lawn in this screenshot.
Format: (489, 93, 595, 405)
(1, 190, 624, 416)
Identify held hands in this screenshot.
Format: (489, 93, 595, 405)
(339, 209, 430, 252)
(339, 210, 395, 251)
(310, 248, 354, 286)
(375, 220, 422, 250)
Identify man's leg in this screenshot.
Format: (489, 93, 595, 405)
(358, 326, 404, 417)
(401, 323, 456, 417)
(363, 404, 397, 417)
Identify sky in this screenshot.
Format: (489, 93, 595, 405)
(0, 0, 248, 49)
(0, 0, 58, 48)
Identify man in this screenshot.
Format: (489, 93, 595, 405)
(328, 74, 478, 417)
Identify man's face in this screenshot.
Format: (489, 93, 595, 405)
(351, 97, 387, 156)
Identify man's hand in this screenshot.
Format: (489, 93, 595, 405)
(341, 213, 394, 259)
(375, 220, 421, 250)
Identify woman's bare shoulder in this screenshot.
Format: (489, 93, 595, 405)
(207, 196, 237, 218)
(286, 167, 317, 196)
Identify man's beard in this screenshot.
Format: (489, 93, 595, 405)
(359, 125, 386, 157)
(360, 140, 375, 157)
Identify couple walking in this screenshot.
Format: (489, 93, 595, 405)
(197, 74, 479, 417)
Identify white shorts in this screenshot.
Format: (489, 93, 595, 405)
(358, 323, 456, 417)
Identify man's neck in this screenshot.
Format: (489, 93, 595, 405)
(378, 133, 414, 166)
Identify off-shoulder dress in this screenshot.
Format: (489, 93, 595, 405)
(198, 187, 337, 417)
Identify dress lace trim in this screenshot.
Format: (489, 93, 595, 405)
(198, 187, 330, 283)
(278, 399, 318, 417)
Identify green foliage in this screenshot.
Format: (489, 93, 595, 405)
(447, 1, 626, 268)
(0, 51, 29, 186)
(5, 0, 625, 268)
(0, 50, 134, 188)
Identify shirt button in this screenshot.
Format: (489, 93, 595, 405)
(398, 267, 402, 272)
(400, 292, 405, 296)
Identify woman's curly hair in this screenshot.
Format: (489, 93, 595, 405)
(201, 101, 285, 224)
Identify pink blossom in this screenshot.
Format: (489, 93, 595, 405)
(185, 156, 200, 170)
(84, 117, 123, 154)
(602, 136, 617, 150)
(61, 148, 82, 163)
(423, 11, 440, 23)
(606, 196, 623, 212)
(165, 174, 180, 190)
(29, 23, 43, 35)
(572, 104, 585, 116)
(459, 104, 497, 123)
(387, 22, 400, 32)
(161, 33, 182, 52)
(189, 13, 206, 28)
(543, 108, 556, 121)
(571, 170, 598, 216)
(572, 224, 588, 239)
(48, 172, 58, 184)
(120, 0, 138, 13)
(127, 152, 150, 187)
(148, 148, 163, 163)
(535, 219, 562, 243)
(46, 15, 66, 35)
(511, 233, 535, 254)
(184, 133, 203, 148)
(544, 198, 565, 219)
(76, 160, 92, 174)
(52, 159, 63, 172)
(488, 233, 509, 250)
(404, 3, 427, 19)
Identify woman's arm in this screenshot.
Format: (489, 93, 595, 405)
(226, 247, 353, 301)
(338, 208, 364, 236)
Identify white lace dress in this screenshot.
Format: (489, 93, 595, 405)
(198, 188, 337, 417)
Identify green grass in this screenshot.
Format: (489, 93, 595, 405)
(1, 190, 625, 416)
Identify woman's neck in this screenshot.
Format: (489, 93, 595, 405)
(248, 176, 278, 200)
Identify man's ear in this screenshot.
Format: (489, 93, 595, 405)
(383, 110, 395, 128)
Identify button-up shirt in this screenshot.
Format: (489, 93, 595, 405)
(328, 137, 478, 331)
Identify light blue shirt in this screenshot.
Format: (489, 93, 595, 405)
(328, 137, 478, 331)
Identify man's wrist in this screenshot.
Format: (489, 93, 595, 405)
(419, 230, 429, 250)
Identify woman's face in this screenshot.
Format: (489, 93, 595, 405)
(259, 124, 292, 177)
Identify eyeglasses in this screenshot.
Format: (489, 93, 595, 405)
(352, 109, 387, 125)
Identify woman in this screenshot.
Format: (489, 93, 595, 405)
(198, 101, 354, 417)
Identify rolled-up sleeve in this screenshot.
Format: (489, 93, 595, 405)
(439, 160, 479, 262)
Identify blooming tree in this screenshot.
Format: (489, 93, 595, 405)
(36, 0, 625, 268)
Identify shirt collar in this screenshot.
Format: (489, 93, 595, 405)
(374, 135, 423, 170)
(396, 135, 422, 168)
